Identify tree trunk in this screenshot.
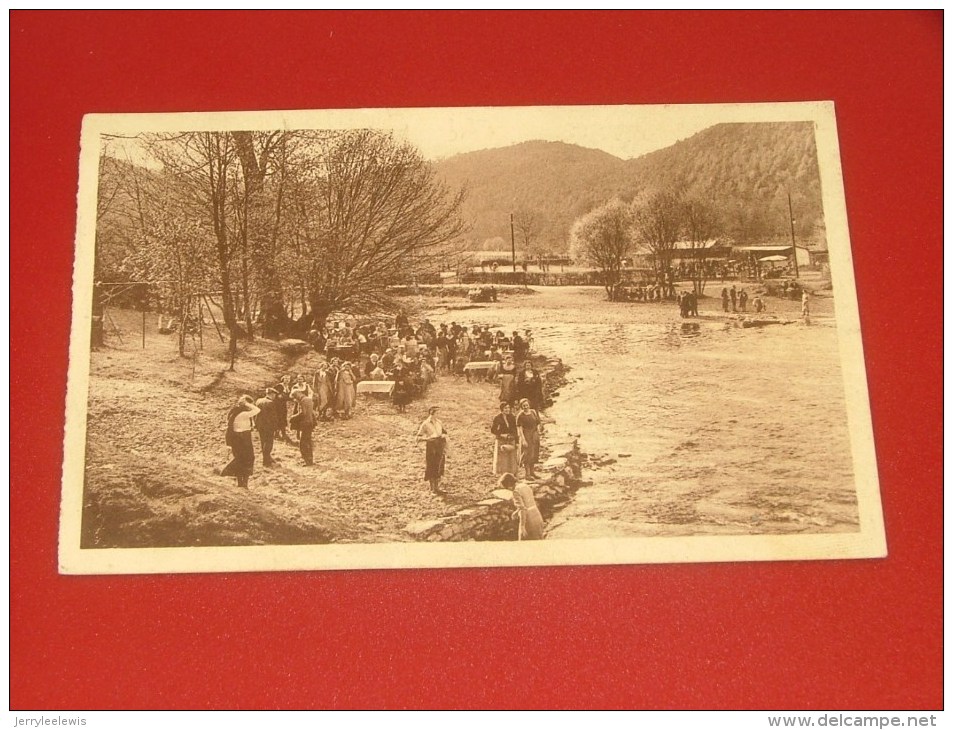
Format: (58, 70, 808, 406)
(308, 293, 334, 333)
(178, 296, 188, 357)
(233, 131, 286, 340)
(260, 292, 289, 340)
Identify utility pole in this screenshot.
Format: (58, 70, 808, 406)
(510, 212, 517, 273)
(787, 190, 800, 278)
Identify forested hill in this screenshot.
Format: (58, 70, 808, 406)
(433, 140, 636, 250)
(433, 122, 825, 251)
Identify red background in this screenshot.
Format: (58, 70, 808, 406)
(10, 11, 943, 709)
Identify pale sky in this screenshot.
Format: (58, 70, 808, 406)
(380, 105, 716, 160)
(96, 102, 824, 165)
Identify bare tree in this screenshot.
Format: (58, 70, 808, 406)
(682, 197, 720, 295)
(146, 132, 249, 366)
(569, 199, 634, 300)
(298, 130, 467, 330)
(232, 130, 299, 338)
(98, 129, 466, 362)
(635, 189, 683, 277)
(512, 207, 545, 258)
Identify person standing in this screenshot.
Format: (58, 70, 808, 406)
(415, 406, 448, 494)
(517, 398, 543, 481)
(335, 362, 357, 419)
(511, 331, 527, 363)
(290, 389, 316, 466)
(314, 362, 335, 420)
(255, 388, 280, 467)
(491, 402, 520, 476)
(801, 290, 811, 323)
(498, 357, 518, 405)
(517, 363, 545, 412)
(273, 382, 290, 443)
(721, 287, 730, 313)
(222, 395, 260, 489)
(391, 363, 413, 413)
(435, 328, 450, 373)
(730, 285, 738, 313)
(277, 375, 293, 441)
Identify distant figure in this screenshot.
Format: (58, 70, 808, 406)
(391, 364, 413, 413)
(738, 289, 748, 313)
(415, 406, 448, 494)
(730, 285, 737, 313)
(801, 290, 811, 323)
(254, 388, 280, 467)
(721, 287, 730, 313)
(754, 295, 765, 313)
(498, 357, 518, 405)
(511, 331, 527, 363)
(501, 472, 543, 541)
(222, 395, 260, 489)
(290, 389, 315, 466)
(273, 381, 290, 443)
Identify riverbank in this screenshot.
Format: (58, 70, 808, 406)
(81, 306, 568, 547)
(469, 285, 857, 540)
(81, 282, 844, 547)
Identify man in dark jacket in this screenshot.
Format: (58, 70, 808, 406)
(511, 332, 527, 363)
(291, 389, 316, 466)
(255, 388, 280, 467)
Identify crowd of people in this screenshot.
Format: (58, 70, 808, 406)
(220, 312, 549, 538)
(672, 282, 810, 319)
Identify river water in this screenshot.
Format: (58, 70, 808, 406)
(486, 286, 860, 539)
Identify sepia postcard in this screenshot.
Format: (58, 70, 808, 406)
(59, 101, 887, 574)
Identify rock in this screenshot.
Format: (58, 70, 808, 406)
(477, 498, 504, 507)
(403, 519, 444, 538)
(618, 453, 632, 458)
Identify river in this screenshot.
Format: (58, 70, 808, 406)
(482, 285, 860, 539)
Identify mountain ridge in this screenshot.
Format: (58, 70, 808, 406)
(434, 122, 825, 251)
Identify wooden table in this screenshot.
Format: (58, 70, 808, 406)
(463, 361, 497, 382)
(356, 380, 394, 395)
